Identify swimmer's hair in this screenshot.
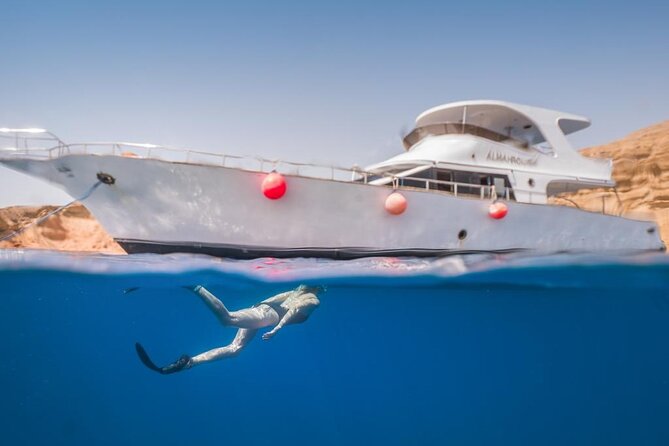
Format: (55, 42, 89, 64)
(296, 284, 326, 294)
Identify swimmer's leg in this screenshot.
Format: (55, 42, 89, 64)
(191, 285, 233, 324)
(226, 306, 280, 329)
(191, 286, 280, 329)
(191, 328, 257, 366)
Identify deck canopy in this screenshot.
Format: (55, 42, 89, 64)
(404, 100, 591, 150)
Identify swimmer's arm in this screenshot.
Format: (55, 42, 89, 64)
(254, 291, 292, 307)
(262, 297, 319, 340)
(262, 308, 297, 340)
(297, 294, 320, 308)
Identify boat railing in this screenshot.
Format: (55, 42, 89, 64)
(0, 141, 368, 182)
(1, 141, 511, 201)
(0, 130, 621, 214)
(393, 176, 502, 200)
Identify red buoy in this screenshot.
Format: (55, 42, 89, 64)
(262, 172, 287, 199)
(385, 192, 407, 215)
(488, 202, 508, 219)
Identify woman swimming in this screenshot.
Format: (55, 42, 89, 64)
(135, 284, 322, 374)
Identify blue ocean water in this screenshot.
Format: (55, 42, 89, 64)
(1, 250, 668, 445)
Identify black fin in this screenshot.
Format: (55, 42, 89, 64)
(160, 355, 193, 374)
(135, 342, 163, 373)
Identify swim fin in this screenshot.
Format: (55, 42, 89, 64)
(135, 342, 193, 375)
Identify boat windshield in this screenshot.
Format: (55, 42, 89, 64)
(402, 122, 529, 150)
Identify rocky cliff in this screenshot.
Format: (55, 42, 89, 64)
(0, 204, 124, 253)
(550, 120, 669, 245)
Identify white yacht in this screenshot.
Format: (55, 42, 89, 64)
(0, 100, 664, 258)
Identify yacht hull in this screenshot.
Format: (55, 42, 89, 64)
(1, 155, 664, 257)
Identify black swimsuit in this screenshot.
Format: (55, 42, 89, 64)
(258, 301, 288, 319)
(258, 301, 309, 323)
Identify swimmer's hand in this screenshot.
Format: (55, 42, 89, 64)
(262, 330, 277, 340)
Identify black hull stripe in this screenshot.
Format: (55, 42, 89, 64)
(115, 238, 527, 260)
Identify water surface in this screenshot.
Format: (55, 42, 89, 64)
(1, 250, 668, 445)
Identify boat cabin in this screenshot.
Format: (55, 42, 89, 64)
(365, 100, 614, 204)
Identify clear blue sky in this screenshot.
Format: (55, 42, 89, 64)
(1, 0, 667, 206)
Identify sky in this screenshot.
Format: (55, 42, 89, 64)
(0, 0, 667, 206)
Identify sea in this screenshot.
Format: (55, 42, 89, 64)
(1, 249, 668, 445)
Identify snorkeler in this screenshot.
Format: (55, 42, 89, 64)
(135, 284, 322, 374)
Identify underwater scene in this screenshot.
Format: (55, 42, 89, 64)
(1, 250, 669, 445)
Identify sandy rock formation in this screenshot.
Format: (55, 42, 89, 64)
(549, 120, 669, 246)
(0, 204, 125, 254)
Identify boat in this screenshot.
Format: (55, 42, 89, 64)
(0, 100, 664, 258)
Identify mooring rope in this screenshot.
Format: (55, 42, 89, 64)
(0, 180, 103, 243)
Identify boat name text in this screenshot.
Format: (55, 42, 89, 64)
(486, 151, 538, 166)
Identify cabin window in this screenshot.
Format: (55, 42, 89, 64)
(374, 167, 515, 201)
(428, 168, 516, 200)
(403, 122, 531, 150)
(493, 177, 506, 193)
